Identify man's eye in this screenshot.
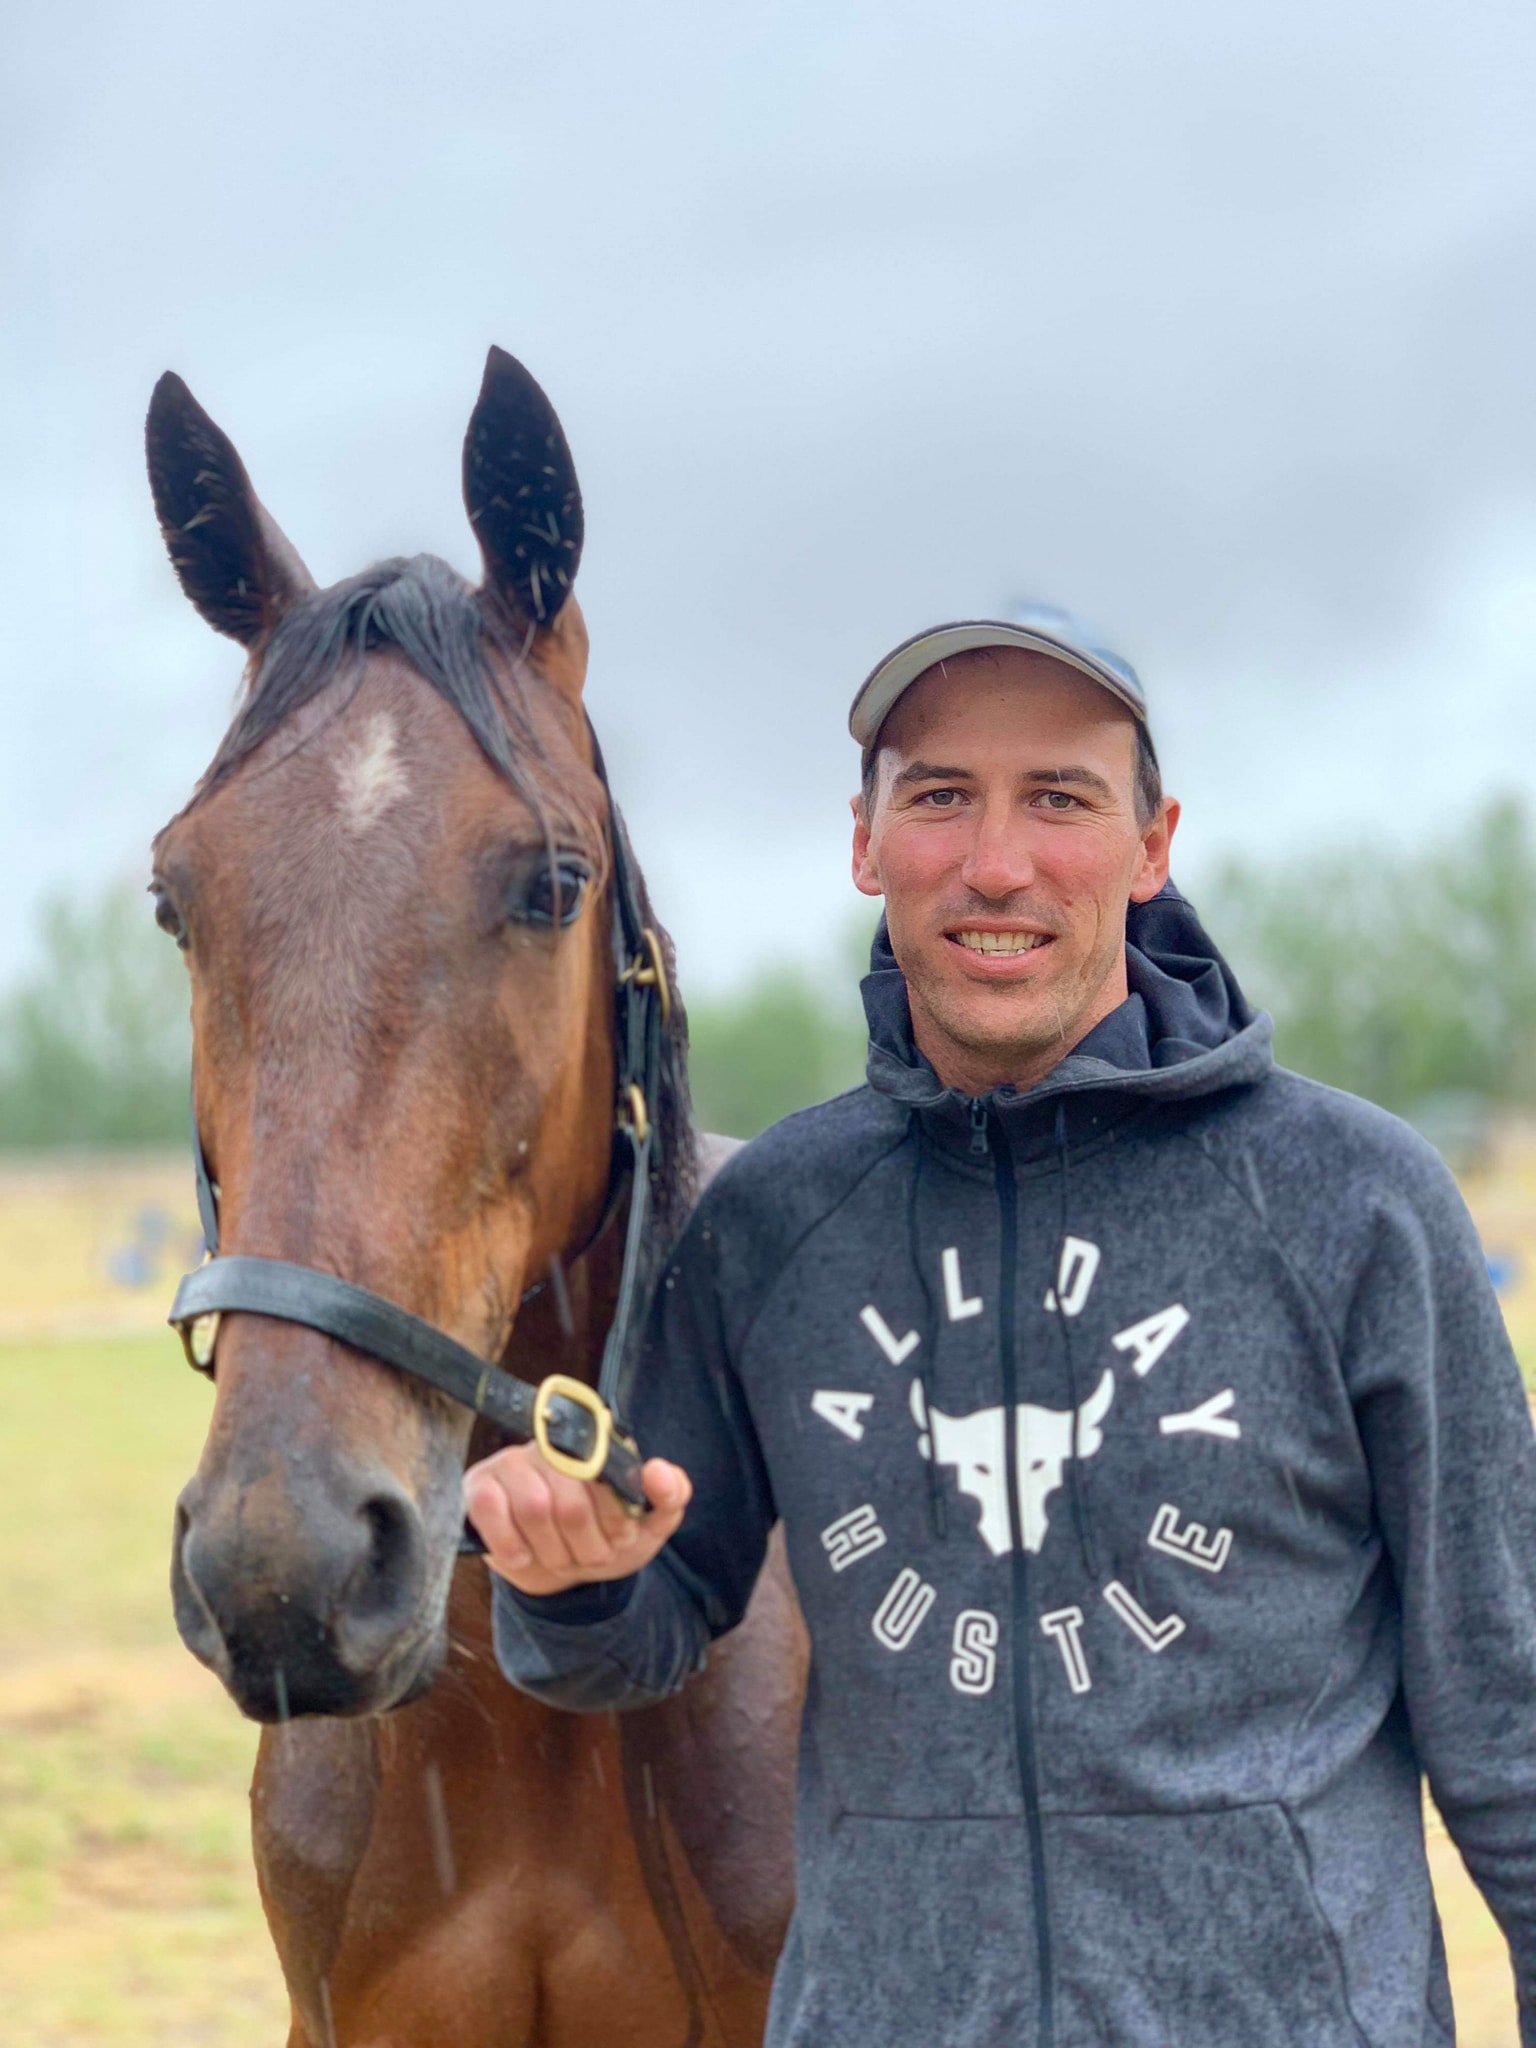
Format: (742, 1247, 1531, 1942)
(919, 789, 963, 808)
(516, 858, 590, 928)
(1035, 790, 1081, 811)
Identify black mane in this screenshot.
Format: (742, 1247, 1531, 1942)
(209, 554, 536, 792)
(204, 552, 698, 1245)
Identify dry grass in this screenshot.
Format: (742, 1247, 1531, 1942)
(0, 1333, 1524, 2042)
(0, 1335, 287, 2045)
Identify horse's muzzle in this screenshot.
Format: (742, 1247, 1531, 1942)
(173, 1464, 439, 1719)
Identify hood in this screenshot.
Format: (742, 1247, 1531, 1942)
(862, 882, 1273, 1141)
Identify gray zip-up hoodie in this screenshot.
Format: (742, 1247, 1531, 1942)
(494, 888, 1536, 2047)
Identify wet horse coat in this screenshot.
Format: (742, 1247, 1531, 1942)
(146, 352, 805, 2045)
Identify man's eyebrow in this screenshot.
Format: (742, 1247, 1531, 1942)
(893, 761, 1118, 801)
(1024, 765, 1115, 800)
(892, 761, 977, 786)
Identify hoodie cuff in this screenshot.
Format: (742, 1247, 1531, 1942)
(498, 1574, 638, 1625)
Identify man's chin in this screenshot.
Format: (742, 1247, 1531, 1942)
(913, 983, 1071, 1074)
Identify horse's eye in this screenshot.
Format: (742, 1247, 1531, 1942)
(152, 887, 188, 949)
(519, 858, 590, 929)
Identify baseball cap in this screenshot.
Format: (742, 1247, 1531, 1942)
(849, 603, 1148, 751)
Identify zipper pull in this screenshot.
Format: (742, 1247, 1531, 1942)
(969, 1098, 990, 1155)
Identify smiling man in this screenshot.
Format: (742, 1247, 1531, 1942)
(471, 612, 1536, 2047)
(849, 636, 1173, 1100)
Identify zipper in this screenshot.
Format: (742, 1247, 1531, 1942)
(990, 1105, 1055, 2047)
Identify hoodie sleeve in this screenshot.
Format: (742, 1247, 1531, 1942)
(1344, 1151, 1536, 2042)
(492, 1186, 777, 1712)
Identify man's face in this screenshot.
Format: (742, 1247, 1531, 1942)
(851, 648, 1178, 1095)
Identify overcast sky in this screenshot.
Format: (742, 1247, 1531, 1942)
(4, 0, 1535, 995)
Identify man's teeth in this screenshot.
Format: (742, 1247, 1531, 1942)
(954, 930, 1050, 954)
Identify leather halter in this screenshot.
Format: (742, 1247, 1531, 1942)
(167, 736, 669, 1525)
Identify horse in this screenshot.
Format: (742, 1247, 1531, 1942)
(146, 348, 807, 2047)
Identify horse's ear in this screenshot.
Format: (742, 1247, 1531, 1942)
(145, 373, 315, 646)
(463, 347, 584, 629)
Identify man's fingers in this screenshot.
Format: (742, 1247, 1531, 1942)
(548, 1471, 622, 1570)
(463, 1472, 531, 1569)
(642, 1457, 692, 1521)
(461, 1442, 693, 1594)
(511, 1465, 584, 1574)
(592, 1482, 644, 1548)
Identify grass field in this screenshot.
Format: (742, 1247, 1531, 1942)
(1, 1333, 1525, 2042)
(0, 1335, 287, 2046)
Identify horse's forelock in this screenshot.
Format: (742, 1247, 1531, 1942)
(192, 551, 698, 1245)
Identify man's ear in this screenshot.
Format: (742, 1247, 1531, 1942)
(146, 373, 315, 644)
(851, 792, 884, 899)
(1129, 797, 1180, 903)
(463, 346, 583, 631)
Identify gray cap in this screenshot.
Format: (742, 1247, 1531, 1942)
(849, 603, 1148, 751)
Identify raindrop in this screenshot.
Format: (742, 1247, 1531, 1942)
(1281, 1466, 1306, 1527)
(548, 1254, 575, 1341)
(318, 1977, 339, 2048)
(423, 1760, 458, 1898)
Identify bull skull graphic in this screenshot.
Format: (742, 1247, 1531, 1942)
(911, 1370, 1115, 1555)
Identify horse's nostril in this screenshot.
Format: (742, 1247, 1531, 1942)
(171, 1493, 226, 1671)
(353, 1493, 419, 1619)
(333, 1489, 428, 1673)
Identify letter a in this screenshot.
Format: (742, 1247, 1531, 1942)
(811, 1390, 875, 1441)
(1111, 1303, 1189, 1378)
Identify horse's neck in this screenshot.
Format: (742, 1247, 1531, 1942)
(501, 1194, 626, 1392)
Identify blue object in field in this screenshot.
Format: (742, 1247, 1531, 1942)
(1487, 1250, 1520, 1296)
(108, 1243, 156, 1287)
(106, 1202, 184, 1290)
(134, 1202, 174, 1248)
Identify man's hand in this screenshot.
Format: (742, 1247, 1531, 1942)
(463, 1441, 693, 1597)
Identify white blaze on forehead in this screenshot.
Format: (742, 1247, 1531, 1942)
(334, 713, 407, 829)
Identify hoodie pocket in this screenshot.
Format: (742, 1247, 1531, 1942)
(1048, 1804, 1368, 2048)
(777, 1813, 1042, 2048)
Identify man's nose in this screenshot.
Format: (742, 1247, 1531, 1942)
(959, 807, 1036, 900)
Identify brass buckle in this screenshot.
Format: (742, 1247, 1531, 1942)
(532, 1374, 613, 1484)
(178, 1253, 221, 1376)
(623, 927, 673, 1029)
(179, 1312, 221, 1374)
(620, 1080, 651, 1148)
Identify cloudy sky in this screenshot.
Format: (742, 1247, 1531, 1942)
(4, 0, 1534, 995)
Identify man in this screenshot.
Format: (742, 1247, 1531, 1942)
(467, 611, 1536, 2046)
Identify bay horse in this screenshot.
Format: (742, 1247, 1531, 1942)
(147, 349, 806, 2046)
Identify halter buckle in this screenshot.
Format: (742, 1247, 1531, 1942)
(532, 1373, 613, 1485)
(620, 1080, 651, 1148)
(621, 927, 673, 1029)
(177, 1252, 221, 1377)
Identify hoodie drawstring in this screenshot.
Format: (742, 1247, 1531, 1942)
(906, 1113, 949, 1540)
(1054, 1098, 1101, 1583)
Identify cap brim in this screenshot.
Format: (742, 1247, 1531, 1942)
(849, 620, 1147, 749)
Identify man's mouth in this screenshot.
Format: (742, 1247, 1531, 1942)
(948, 929, 1053, 956)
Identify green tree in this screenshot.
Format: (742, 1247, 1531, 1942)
(687, 912, 879, 1139)
(0, 885, 190, 1148)
(1205, 795, 1536, 1118)
(687, 971, 865, 1139)
(14, 800, 1536, 1155)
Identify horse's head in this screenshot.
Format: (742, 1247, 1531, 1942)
(149, 351, 684, 1720)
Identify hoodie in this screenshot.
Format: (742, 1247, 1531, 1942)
(494, 887, 1536, 2048)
